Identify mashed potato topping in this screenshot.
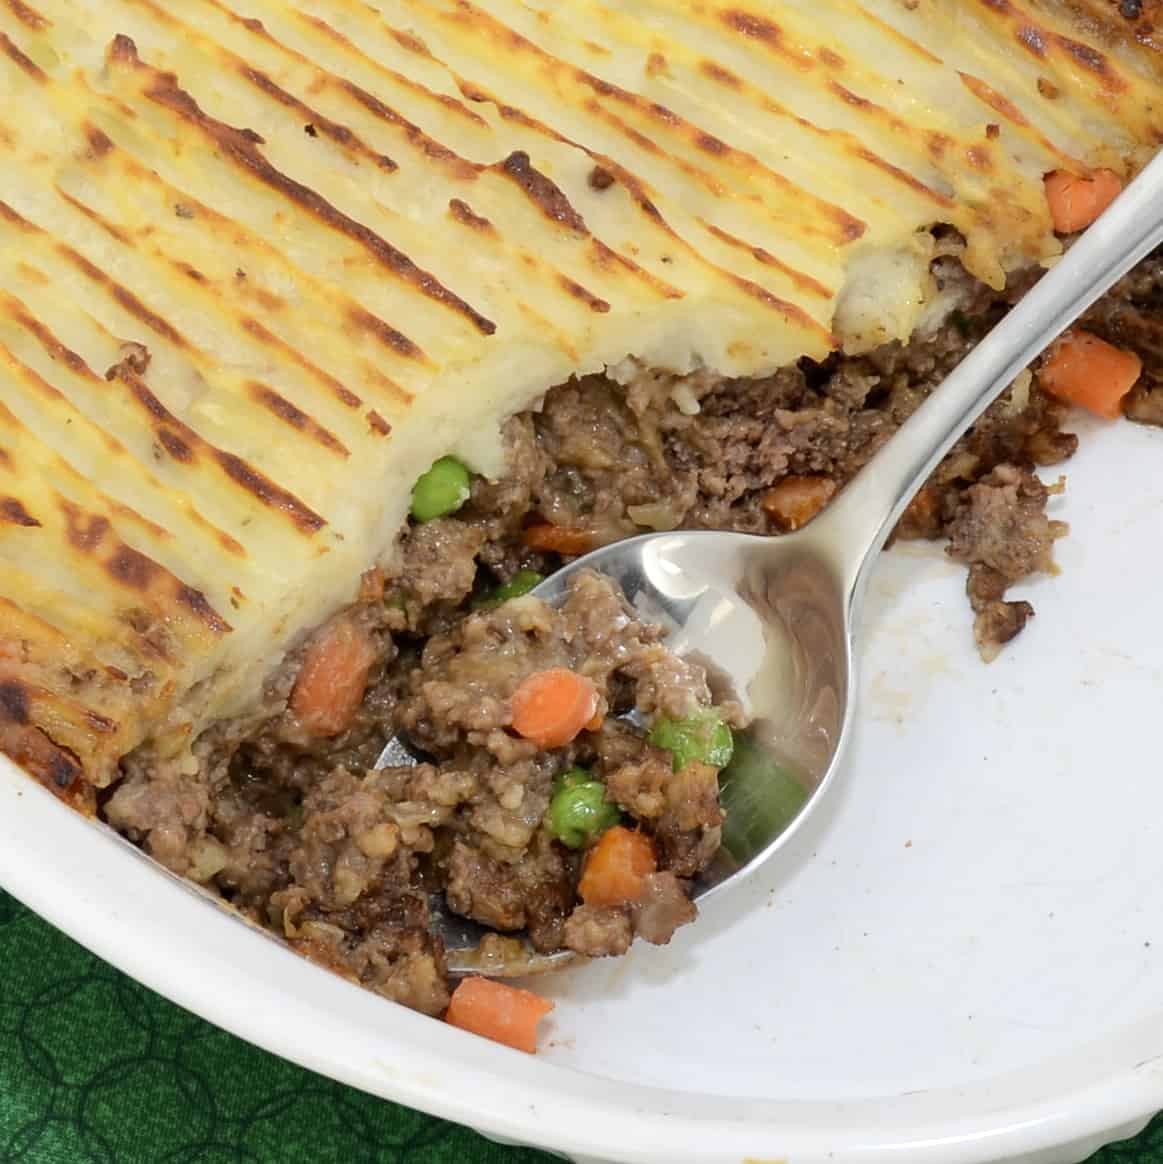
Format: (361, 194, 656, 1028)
(0, 0, 1160, 795)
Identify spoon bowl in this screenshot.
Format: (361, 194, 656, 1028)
(534, 531, 852, 894)
(392, 531, 853, 978)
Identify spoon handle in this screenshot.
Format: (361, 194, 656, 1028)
(809, 148, 1163, 603)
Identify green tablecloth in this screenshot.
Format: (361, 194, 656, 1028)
(1, 887, 1159, 1164)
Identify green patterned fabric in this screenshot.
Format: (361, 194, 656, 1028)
(0, 887, 1159, 1163)
(0, 892, 551, 1163)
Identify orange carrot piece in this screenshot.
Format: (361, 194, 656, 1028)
(1038, 330, 1141, 419)
(510, 668, 599, 749)
(761, 475, 837, 531)
(289, 617, 378, 736)
(1044, 169, 1122, 234)
(445, 977, 554, 1054)
(578, 826, 657, 907)
(521, 523, 596, 556)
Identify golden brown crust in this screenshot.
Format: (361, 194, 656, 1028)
(0, 0, 1160, 787)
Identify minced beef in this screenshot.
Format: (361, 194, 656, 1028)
(946, 465, 1067, 659)
(632, 872, 698, 946)
(563, 904, 633, 957)
(111, 571, 730, 1013)
(394, 570, 729, 956)
(101, 245, 1163, 1016)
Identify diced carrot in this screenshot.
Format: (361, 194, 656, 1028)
(578, 826, 656, 907)
(510, 668, 599, 749)
(445, 976, 554, 1054)
(1044, 169, 1122, 234)
(1038, 330, 1141, 419)
(760, 475, 837, 531)
(521, 523, 596, 556)
(358, 566, 385, 603)
(289, 617, 378, 736)
(895, 484, 942, 541)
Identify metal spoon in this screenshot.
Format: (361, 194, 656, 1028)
(387, 150, 1163, 977)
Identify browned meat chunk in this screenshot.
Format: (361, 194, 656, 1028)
(446, 834, 573, 951)
(946, 464, 1058, 584)
(564, 905, 633, 957)
(605, 747, 673, 821)
(283, 767, 408, 911)
(446, 842, 528, 931)
(946, 466, 1063, 658)
(972, 600, 1035, 662)
(632, 873, 697, 945)
(655, 761, 724, 878)
(103, 768, 213, 879)
(387, 518, 486, 632)
(517, 833, 577, 953)
(347, 926, 451, 1016)
(1123, 383, 1163, 425)
(293, 918, 450, 1017)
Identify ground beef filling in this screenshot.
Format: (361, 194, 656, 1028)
(107, 570, 730, 1015)
(103, 249, 1163, 1015)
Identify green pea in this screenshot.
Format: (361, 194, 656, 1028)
(410, 456, 471, 522)
(547, 775, 621, 849)
(472, 569, 545, 610)
(649, 710, 734, 771)
(552, 766, 592, 795)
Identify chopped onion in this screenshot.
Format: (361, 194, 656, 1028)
(628, 502, 681, 531)
(670, 381, 702, 415)
(187, 839, 228, 884)
(1006, 368, 1032, 416)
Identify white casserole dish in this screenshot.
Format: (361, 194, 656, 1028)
(3, 414, 1163, 1164)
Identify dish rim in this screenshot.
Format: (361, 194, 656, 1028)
(4, 749, 1163, 1164)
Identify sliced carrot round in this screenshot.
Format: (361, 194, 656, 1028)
(1044, 169, 1122, 234)
(445, 976, 554, 1054)
(510, 668, 599, 748)
(1038, 329, 1141, 419)
(578, 825, 657, 907)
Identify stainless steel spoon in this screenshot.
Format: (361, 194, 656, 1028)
(387, 149, 1163, 977)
